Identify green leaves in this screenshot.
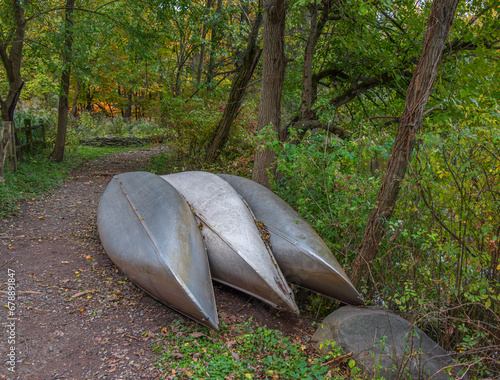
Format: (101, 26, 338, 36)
(153, 319, 336, 379)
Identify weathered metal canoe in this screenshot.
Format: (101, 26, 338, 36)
(218, 174, 364, 306)
(161, 171, 299, 313)
(97, 171, 218, 329)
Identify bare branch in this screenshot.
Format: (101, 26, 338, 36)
(329, 76, 387, 108)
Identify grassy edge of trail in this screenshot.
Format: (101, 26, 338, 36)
(0, 146, 138, 218)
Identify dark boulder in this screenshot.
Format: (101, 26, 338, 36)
(313, 306, 467, 379)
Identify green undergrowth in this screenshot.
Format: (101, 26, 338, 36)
(152, 318, 362, 380)
(0, 146, 135, 217)
(145, 147, 254, 178)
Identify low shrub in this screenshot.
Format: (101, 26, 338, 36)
(152, 318, 363, 379)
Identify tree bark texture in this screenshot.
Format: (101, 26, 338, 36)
(350, 0, 460, 288)
(251, 0, 287, 189)
(51, 0, 76, 162)
(205, 5, 263, 163)
(0, 0, 26, 123)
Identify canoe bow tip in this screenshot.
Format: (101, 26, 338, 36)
(282, 297, 300, 314)
(205, 319, 219, 331)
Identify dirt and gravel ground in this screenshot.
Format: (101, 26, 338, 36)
(0, 146, 317, 379)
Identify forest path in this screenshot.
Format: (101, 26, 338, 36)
(1, 146, 313, 379)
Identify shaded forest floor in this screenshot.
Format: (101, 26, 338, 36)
(0, 146, 316, 379)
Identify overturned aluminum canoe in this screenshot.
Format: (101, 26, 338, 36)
(161, 171, 298, 313)
(218, 174, 364, 306)
(97, 171, 218, 329)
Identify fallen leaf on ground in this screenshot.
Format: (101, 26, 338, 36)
(69, 289, 96, 300)
(190, 332, 207, 339)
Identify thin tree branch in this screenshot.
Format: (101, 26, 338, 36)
(375, 6, 406, 35)
(468, 5, 495, 26)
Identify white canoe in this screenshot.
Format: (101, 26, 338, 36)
(161, 171, 298, 313)
(97, 171, 218, 329)
(218, 174, 364, 306)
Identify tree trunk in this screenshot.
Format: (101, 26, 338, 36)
(251, 0, 287, 189)
(350, 0, 460, 288)
(51, 0, 76, 162)
(85, 86, 94, 113)
(71, 79, 80, 117)
(197, 0, 213, 85)
(282, 0, 337, 144)
(299, 0, 334, 122)
(205, 4, 263, 163)
(0, 0, 26, 123)
(206, 0, 223, 88)
(123, 91, 132, 119)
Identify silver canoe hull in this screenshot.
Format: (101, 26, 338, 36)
(97, 171, 218, 329)
(218, 174, 364, 306)
(161, 171, 298, 313)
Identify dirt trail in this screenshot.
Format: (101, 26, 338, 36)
(1, 147, 314, 379)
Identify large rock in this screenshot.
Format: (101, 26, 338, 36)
(313, 306, 466, 380)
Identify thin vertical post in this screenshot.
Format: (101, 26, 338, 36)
(6, 122, 17, 172)
(1, 121, 18, 177)
(41, 120, 46, 147)
(25, 118, 33, 153)
(0, 122, 9, 183)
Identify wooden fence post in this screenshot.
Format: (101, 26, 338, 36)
(25, 118, 33, 153)
(1, 122, 11, 183)
(0, 122, 6, 183)
(41, 120, 46, 147)
(5, 121, 17, 173)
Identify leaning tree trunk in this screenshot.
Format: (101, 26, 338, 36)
(0, 0, 26, 180)
(205, 5, 263, 163)
(0, 0, 26, 123)
(251, 0, 287, 189)
(350, 0, 460, 288)
(51, 0, 76, 162)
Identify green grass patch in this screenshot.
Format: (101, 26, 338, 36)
(0, 146, 134, 217)
(152, 319, 361, 379)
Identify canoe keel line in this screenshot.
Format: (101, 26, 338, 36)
(98, 172, 218, 329)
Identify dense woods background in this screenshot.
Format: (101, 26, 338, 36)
(1, 0, 499, 376)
